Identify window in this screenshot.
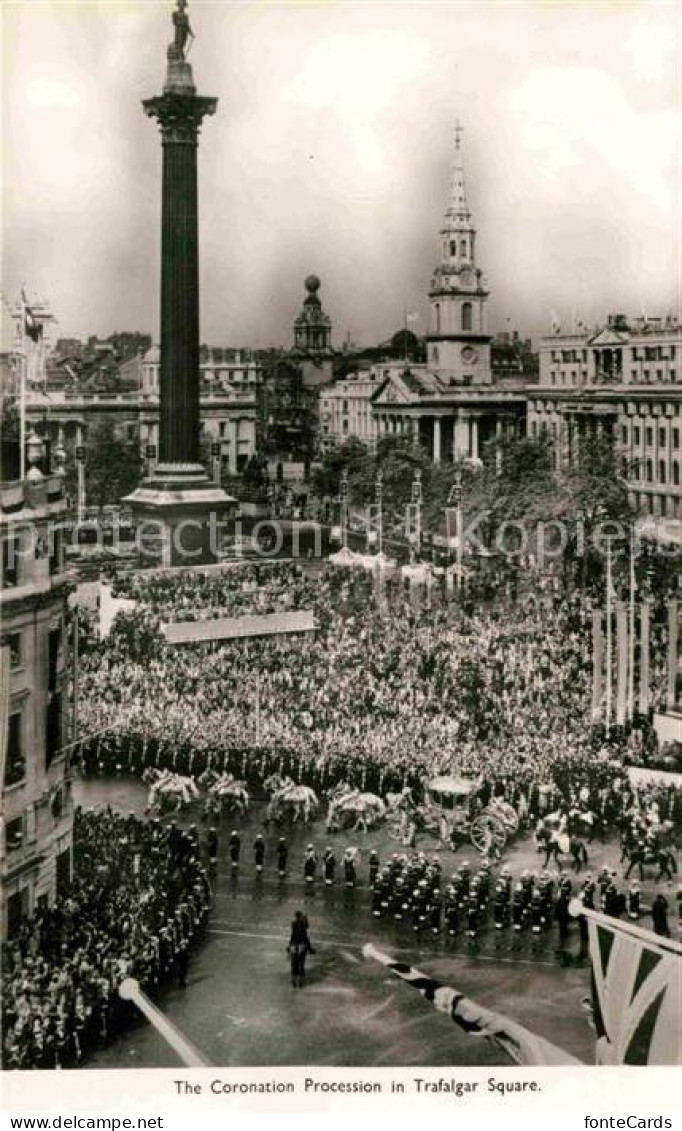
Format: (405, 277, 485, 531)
(659, 461, 667, 484)
(632, 371, 638, 380)
(634, 426, 641, 446)
(49, 529, 62, 577)
(449, 241, 456, 257)
(46, 692, 63, 769)
(657, 369, 663, 381)
(5, 711, 25, 786)
(461, 302, 473, 332)
(621, 426, 628, 445)
(2, 535, 18, 588)
(646, 427, 653, 447)
(673, 428, 680, 449)
(48, 627, 61, 693)
(659, 428, 666, 448)
(673, 462, 680, 486)
(219, 422, 226, 437)
(460, 239, 467, 256)
(5, 816, 24, 854)
(435, 303, 441, 335)
(646, 459, 653, 483)
(8, 632, 22, 668)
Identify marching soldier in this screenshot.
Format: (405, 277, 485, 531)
(229, 830, 241, 870)
(430, 888, 442, 936)
(323, 847, 336, 886)
(277, 837, 288, 877)
(254, 833, 265, 873)
(627, 882, 641, 920)
(466, 891, 480, 946)
(206, 827, 218, 869)
(493, 880, 510, 934)
(369, 849, 380, 887)
(304, 844, 318, 885)
(444, 884, 460, 937)
(344, 847, 358, 888)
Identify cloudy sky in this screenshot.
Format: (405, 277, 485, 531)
(3, 0, 680, 349)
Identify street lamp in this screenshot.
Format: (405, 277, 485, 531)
(340, 467, 349, 550)
(448, 469, 463, 593)
(409, 468, 422, 563)
(374, 469, 383, 557)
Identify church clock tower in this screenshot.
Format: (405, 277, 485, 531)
(427, 124, 492, 386)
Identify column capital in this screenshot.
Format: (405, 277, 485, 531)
(143, 91, 218, 142)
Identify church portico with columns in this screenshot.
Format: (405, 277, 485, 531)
(370, 369, 526, 463)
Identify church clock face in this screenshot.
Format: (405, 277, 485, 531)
(461, 345, 478, 364)
(460, 268, 474, 287)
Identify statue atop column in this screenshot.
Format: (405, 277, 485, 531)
(168, 0, 194, 62)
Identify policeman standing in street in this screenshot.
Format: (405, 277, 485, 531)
(229, 830, 241, 870)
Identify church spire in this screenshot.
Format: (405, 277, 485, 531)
(445, 120, 471, 227)
(426, 121, 492, 386)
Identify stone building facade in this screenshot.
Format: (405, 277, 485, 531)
(1, 469, 73, 940)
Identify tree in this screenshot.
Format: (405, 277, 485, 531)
(82, 420, 144, 510)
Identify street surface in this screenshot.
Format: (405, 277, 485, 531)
(74, 776, 621, 1069)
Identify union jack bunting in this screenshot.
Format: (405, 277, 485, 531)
(587, 917, 682, 1065)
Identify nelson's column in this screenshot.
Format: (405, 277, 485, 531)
(126, 0, 234, 565)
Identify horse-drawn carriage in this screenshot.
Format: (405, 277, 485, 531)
(143, 769, 199, 815)
(326, 784, 386, 832)
(264, 774, 319, 824)
(202, 773, 250, 819)
(388, 776, 519, 856)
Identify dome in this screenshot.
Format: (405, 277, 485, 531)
(304, 275, 321, 294)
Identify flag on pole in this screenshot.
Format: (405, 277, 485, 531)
(21, 290, 44, 344)
(363, 944, 580, 1066)
(591, 609, 604, 723)
(578, 908, 682, 1065)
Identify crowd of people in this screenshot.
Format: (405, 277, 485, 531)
(2, 809, 211, 1070)
(75, 563, 677, 810)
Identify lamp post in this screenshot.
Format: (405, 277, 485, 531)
(410, 468, 422, 563)
(605, 534, 613, 738)
(449, 469, 463, 593)
(340, 467, 349, 550)
(627, 526, 637, 721)
(75, 429, 86, 523)
(375, 469, 383, 558)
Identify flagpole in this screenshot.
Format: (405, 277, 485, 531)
(19, 295, 27, 481)
(568, 901, 682, 958)
(628, 528, 636, 721)
(119, 978, 210, 1067)
(605, 536, 613, 737)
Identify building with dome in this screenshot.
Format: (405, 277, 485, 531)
(291, 275, 334, 389)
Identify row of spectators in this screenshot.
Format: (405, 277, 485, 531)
(2, 809, 211, 1070)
